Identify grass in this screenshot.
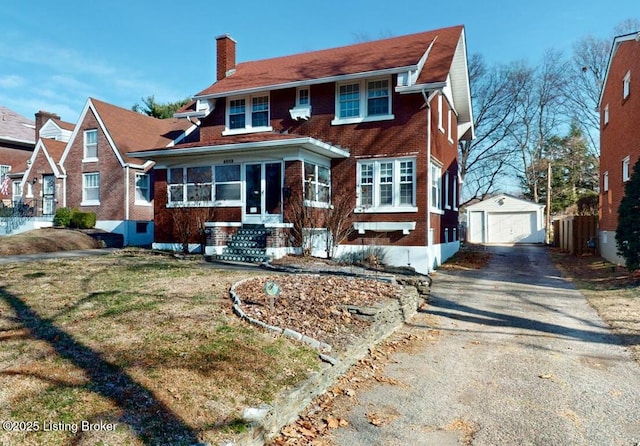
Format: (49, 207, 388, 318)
(549, 249, 640, 362)
(0, 250, 319, 446)
(0, 228, 100, 255)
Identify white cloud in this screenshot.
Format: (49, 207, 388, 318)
(0, 75, 25, 89)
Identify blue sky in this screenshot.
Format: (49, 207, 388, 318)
(0, 1, 637, 124)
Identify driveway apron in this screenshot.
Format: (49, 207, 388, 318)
(332, 245, 640, 446)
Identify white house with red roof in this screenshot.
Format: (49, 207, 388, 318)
(129, 25, 474, 273)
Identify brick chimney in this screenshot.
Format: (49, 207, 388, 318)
(35, 110, 61, 139)
(216, 34, 236, 81)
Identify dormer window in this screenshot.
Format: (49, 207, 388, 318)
(332, 77, 394, 125)
(290, 87, 312, 121)
(223, 94, 273, 135)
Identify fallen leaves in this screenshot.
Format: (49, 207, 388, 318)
(235, 275, 399, 351)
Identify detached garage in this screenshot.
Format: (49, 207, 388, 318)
(466, 194, 545, 244)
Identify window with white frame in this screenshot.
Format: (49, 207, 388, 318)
(12, 181, 22, 203)
(82, 173, 100, 204)
(83, 129, 98, 160)
(452, 175, 458, 210)
(297, 87, 310, 106)
(224, 94, 271, 134)
(623, 156, 630, 182)
(603, 171, 609, 191)
(304, 162, 330, 205)
(356, 158, 415, 211)
(438, 95, 444, 132)
(135, 173, 150, 203)
(168, 166, 213, 203)
(431, 161, 442, 211)
(447, 110, 453, 142)
(333, 77, 393, 124)
(604, 104, 609, 125)
(214, 164, 241, 202)
(444, 171, 451, 209)
(623, 71, 631, 99)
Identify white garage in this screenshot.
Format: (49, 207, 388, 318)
(466, 194, 545, 244)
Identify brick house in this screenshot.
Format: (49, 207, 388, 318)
(59, 98, 195, 246)
(129, 25, 474, 273)
(598, 31, 640, 265)
(0, 106, 35, 206)
(21, 112, 74, 218)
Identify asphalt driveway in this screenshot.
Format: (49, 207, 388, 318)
(331, 245, 640, 445)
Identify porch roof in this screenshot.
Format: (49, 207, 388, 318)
(127, 134, 350, 160)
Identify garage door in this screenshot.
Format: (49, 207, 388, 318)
(487, 212, 536, 244)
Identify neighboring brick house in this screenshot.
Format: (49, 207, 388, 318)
(0, 106, 35, 205)
(129, 25, 474, 273)
(59, 98, 195, 246)
(598, 31, 640, 265)
(21, 111, 74, 217)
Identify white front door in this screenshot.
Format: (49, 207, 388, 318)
(243, 162, 283, 224)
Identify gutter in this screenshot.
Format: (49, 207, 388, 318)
(422, 88, 439, 272)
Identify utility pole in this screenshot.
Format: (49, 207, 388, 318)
(545, 161, 552, 245)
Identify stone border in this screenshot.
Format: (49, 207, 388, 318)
(229, 269, 428, 445)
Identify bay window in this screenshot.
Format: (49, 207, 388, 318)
(304, 162, 330, 206)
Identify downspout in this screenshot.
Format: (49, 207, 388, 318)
(422, 88, 439, 271)
(125, 165, 130, 245)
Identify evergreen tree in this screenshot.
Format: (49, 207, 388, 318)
(616, 157, 640, 271)
(132, 95, 190, 119)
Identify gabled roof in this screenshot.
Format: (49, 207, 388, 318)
(599, 31, 640, 107)
(195, 25, 464, 99)
(24, 138, 67, 179)
(52, 118, 75, 132)
(61, 98, 195, 167)
(0, 105, 35, 147)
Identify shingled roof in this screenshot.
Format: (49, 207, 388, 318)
(195, 25, 464, 99)
(0, 106, 35, 146)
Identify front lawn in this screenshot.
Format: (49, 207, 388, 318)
(0, 250, 319, 445)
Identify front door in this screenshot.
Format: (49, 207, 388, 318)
(42, 175, 55, 216)
(243, 162, 282, 224)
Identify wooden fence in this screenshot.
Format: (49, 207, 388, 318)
(552, 215, 598, 255)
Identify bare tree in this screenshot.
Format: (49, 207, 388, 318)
(459, 55, 527, 205)
(171, 203, 215, 254)
(322, 193, 354, 259)
(285, 189, 315, 256)
(509, 51, 569, 203)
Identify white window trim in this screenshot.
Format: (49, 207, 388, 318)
(332, 76, 394, 125)
(430, 159, 443, 214)
(604, 103, 609, 125)
(444, 171, 451, 210)
(134, 172, 151, 205)
(447, 110, 454, 143)
(290, 87, 312, 120)
(438, 95, 444, 133)
(623, 156, 630, 182)
(213, 164, 242, 207)
(623, 70, 631, 100)
(453, 175, 459, 211)
(81, 172, 100, 206)
(303, 162, 331, 208)
(603, 171, 609, 192)
(355, 157, 417, 213)
(222, 94, 273, 136)
(83, 129, 98, 162)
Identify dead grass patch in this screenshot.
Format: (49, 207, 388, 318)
(439, 244, 492, 270)
(550, 249, 640, 362)
(0, 251, 320, 445)
(0, 228, 99, 255)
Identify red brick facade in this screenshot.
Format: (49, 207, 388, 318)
(600, 37, 640, 232)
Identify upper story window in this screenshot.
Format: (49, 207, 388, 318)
(447, 109, 454, 143)
(623, 71, 631, 100)
(603, 171, 609, 192)
(82, 172, 100, 205)
(297, 88, 310, 106)
(623, 156, 630, 182)
(356, 158, 416, 212)
(603, 104, 609, 125)
(303, 162, 330, 206)
(438, 95, 444, 133)
(135, 173, 150, 203)
(332, 77, 393, 125)
(83, 129, 98, 161)
(223, 94, 272, 135)
(290, 87, 312, 120)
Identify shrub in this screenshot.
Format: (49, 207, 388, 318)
(53, 207, 72, 227)
(69, 209, 96, 229)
